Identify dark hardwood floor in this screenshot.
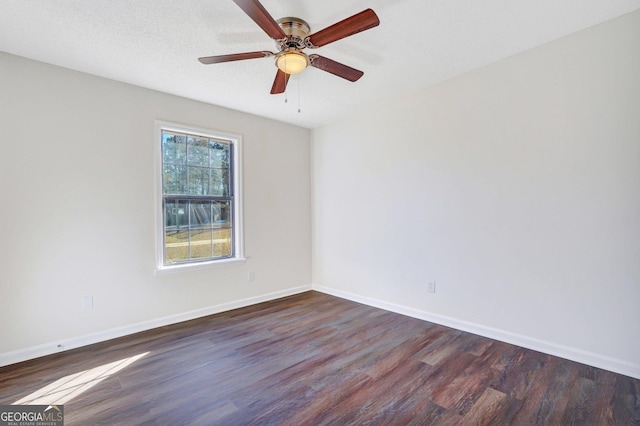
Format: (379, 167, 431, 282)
(1, 291, 639, 425)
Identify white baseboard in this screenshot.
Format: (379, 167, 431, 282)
(313, 284, 640, 380)
(0, 285, 312, 368)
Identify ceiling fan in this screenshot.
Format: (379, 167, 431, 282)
(198, 0, 380, 94)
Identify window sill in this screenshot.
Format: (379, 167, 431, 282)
(155, 257, 246, 275)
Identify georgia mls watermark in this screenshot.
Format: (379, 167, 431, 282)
(0, 405, 63, 426)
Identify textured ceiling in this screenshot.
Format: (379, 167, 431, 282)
(2, 0, 639, 129)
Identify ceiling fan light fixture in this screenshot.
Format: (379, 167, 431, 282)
(276, 50, 308, 75)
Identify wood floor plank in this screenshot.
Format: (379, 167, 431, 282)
(612, 375, 640, 424)
(1, 291, 639, 425)
(430, 349, 501, 415)
(462, 387, 508, 425)
(490, 346, 550, 400)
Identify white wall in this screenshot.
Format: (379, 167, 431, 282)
(0, 53, 311, 362)
(312, 10, 640, 377)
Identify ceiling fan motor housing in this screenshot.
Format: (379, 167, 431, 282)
(277, 17, 310, 38)
(276, 17, 310, 49)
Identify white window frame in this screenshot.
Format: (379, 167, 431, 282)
(154, 120, 245, 274)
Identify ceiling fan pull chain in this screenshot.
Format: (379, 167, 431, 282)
(298, 76, 302, 113)
(284, 55, 289, 103)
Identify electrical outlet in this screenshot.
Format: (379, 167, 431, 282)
(247, 271, 255, 282)
(427, 281, 436, 294)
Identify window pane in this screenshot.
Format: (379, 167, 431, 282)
(165, 229, 189, 263)
(213, 228, 232, 258)
(162, 132, 186, 164)
(209, 168, 230, 196)
(163, 164, 187, 195)
(213, 200, 231, 226)
(188, 166, 209, 195)
(189, 229, 213, 259)
(187, 136, 209, 167)
(210, 142, 230, 168)
(164, 200, 188, 229)
(189, 201, 212, 228)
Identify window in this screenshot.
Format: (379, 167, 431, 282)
(155, 121, 243, 272)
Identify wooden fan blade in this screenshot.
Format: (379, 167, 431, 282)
(309, 55, 364, 82)
(270, 69, 290, 94)
(233, 0, 287, 40)
(306, 9, 379, 48)
(198, 51, 273, 64)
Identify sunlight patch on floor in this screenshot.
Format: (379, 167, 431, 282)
(14, 352, 149, 405)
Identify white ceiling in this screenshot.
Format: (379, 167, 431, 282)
(2, 1, 639, 129)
